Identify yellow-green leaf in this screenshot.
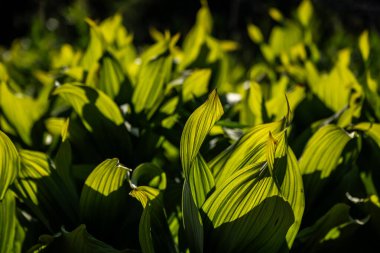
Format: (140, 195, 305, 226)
(247, 23, 263, 44)
(359, 30, 370, 62)
(0, 130, 19, 200)
(98, 52, 125, 99)
(354, 122, 380, 148)
(79, 158, 129, 232)
(180, 90, 223, 178)
(0, 82, 49, 145)
(182, 69, 211, 102)
(297, 0, 313, 26)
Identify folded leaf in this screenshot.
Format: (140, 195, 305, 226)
(0, 130, 19, 200)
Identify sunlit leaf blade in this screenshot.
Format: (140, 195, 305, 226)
(299, 125, 354, 207)
(182, 69, 211, 102)
(53, 83, 124, 127)
(79, 158, 129, 233)
(98, 52, 125, 99)
(266, 132, 277, 175)
(80, 19, 104, 70)
(132, 55, 172, 113)
(295, 203, 360, 253)
(0, 130, 19, 200)
(179, 3, 212, 70)
(353, 122, 380, 148)
(297, 0, 313, 26)
(0, 190, 24, 253)
(189, 154, 215, 208)
(131, 163, 166, 191)
(180, 90, 223, 179)
(130, 186, 176, 253)
(240, 81, 264, 126)
(0, 82, 48, 145)
(14, 150, 79, 230)
(182, 181, 204, 253)
(210, 119, 285, 186)
(202, 163, 294, 253)
(34, 224, 122, 253)
(359, 30, 370, 62)
(309, 50, 355, 113)
(53, 83, 131, 156)
(247, 23, 263, 44)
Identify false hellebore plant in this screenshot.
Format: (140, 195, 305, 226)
(179, 90, 304, 253)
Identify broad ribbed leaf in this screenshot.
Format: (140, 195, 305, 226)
(202, 162, 294, 253)
(98, 52, 125, 98)
(180, 90, 223, 178)
(35, 224, 122, 253)
(210, 119, 285, 186)
(130, 186, 175, 253)
(295, 203, 360, 253)
(53, 83, 124, 128)
(240, 81, 264, 126)
(0, 82, 48, 145)
(80, 19, 104, 70)
(354, 122, 380, 148)
(14, 150, 79, 230)
(79, 158, 129, 232)
(0, 130, 19, 200)
(182, 180, 204, 253)
(182, 69, 211, 102)
(131, 163, 166, 191)
(0, 190, 24, 253)
(132, 55, 172, 113)
(359, 30, 369, 62)
(299, 124, 354, 207)
(309, 50, 356, 113)
(189, 154, 215, 208)
(53, 83, 131, 156)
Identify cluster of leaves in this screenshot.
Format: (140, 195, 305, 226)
(1, 0, 380, 252)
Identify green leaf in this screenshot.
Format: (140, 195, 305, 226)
(296, 203, 360, 252)
(0, 190, 24, 253)
(131, 163, 166, 191)
(53, 83, 124, 127)
(354, 122, 380, 148)
(182, 180, 204, 253)
(299, 125, 354, 207)
(210, 119, 285, 187)
(130, 186, 176, 253)
(53, 83, 131, 156)
(309, 50, 356, 113)
(297, 0, 313, 26)
(98, 52, 125, 99)
(359, 30, 370, 62)
(14, 150, 79, 230)
(202, 162, 294, 253)
(240, 81, 264, 126)
(247, 23, 263, 44)
(188, 154, 215, 208)
(182, 69, 211, 102)
(180, 90, 223, 179)
(34, 224, 122, 253)
(80, 19, 105, 70)
(132, 55, 172, 113)
(0, 82, 49, 145)
(0, 130, 19, 200)
(79, 158, 130, 233)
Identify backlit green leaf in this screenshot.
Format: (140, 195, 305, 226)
(182, 69, 211, 102)
(0, 190, 24, 253)
(0, 82, 49, 145)
(79, 158, 129, 232)
(180, 90, 223, 178)
(14, 150, 79, 230)
(359, 30, 370, 62)
(247, 23, 264, 44)
(353, 122, 380, 148)
(0, 130, 19, 200)
(299, 125, 354, 207)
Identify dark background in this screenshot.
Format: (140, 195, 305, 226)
(1, 0, 380, 48)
